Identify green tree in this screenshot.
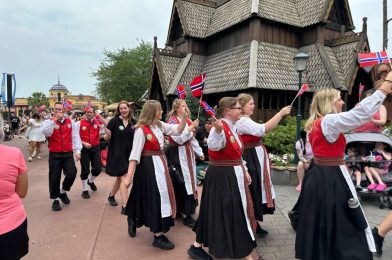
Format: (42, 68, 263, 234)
(92, 40, 153, 103)
(28, 92, 49, 108)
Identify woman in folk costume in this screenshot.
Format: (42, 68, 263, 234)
(188, 97, 256, 260)
(295, 74, 392, 260)
(124, 100, 191, 250)
(237, 93, 291, 235)
(166, 99, 204, 228)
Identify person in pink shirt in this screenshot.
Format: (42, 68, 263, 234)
(0, 115, 29, 259)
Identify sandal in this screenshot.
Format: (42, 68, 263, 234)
(375, 183, 387, 192)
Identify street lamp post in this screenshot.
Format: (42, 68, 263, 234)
(293, 52, 309, 163)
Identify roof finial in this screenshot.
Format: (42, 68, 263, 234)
(58, 73, 60, 85)
(362, 17, 367, 35)
(154, 36, 158, 50)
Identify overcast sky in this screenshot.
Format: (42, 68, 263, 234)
(0, 0, 390, 99)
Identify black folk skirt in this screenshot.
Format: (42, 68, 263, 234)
(166, 146, 198, 216)
(126, 155, 174, 234)
(243, 146, 275, 221)
(295, 164, 373, 260)
(194, 165, 256, 259)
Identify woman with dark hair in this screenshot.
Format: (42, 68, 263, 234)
(0, 114, 29, 259)
(104, 101, 136, 214)
(188, 97, 256, 260)
(19, 112, 46, 162)
(295, 129, 313, 192)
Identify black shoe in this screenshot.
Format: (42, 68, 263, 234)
(52, 200, 62, 211)
(128, 218, 136, 237)
(87, 181, 97, 191)
(355, 185, 363, 192)
(183, 215, 196, 228)
(81, 190, 90, 199)
(256, 223, 269, 236)
(59, 192, 70, 204)
(188, 245, 212, 260)
(121, 206, 127, 215)
(108, 194, 118, 206)
(372, 227, 384, 256)
(152, 235, 175, 250)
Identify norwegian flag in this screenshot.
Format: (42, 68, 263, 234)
(62, 98, 73, 110)
(190, 73, 206, 98)
(84, 100, 93, 111)
(176, 85, 187, 100)
(358, 51, 390, 68)
(297, 84, 308, 96)
(358, 83, 365, 98)
(200, 100, 215, 117)
(168, 116, 178, 125)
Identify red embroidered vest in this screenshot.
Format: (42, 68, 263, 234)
(208, 121, 243, 161)
(142, 125, 161, 151)
(309, 118, 346, 158)
(79, 118, 100, 146)
(49, 118, 73, 153)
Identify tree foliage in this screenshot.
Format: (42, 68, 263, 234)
(27, 92, 49, 108)
(92, 40, 153, 103)
(263, 116, 305, 155)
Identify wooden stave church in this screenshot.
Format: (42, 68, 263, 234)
(148, 0, 376, 122)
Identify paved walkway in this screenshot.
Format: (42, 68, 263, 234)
(5, 137, 392, 259)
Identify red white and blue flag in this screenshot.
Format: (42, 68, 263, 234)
(200, 100, 215, 117)
(190, 73, 206, 98)
(297, 84, 308, 96)
(358, 51, 390, 68)
(84, 100, 93, 111)
(63, 98, 73, 110)
(358, 83, 365, 98)
(176, 85, 187, 100)
(168, 116, 178, 125)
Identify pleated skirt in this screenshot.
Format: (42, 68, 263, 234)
(194, 165, 256, 259)
(126, 156, 174, 233)
(295, 164, 373, 260)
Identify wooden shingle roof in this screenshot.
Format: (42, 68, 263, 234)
(174, 0, 347, 38)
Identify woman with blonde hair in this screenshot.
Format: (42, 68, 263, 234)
(104, 101, 136, 214)
(236, 93, 291, 236)
(124, 100, 190, 250)
(188, 97, 256, 260)
(166, 99, 204, 228)
(295, 75, 392, 260)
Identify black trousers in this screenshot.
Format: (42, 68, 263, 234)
(80, 145, 102, 180)
(0, 218, 29, 260)
(49, 152, 77, 199)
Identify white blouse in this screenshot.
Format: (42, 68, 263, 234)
(129, 121, 186, 164)
(169, 117, 203, 157)
(236, 116, 266, 137)
(322, 90, 386, 143)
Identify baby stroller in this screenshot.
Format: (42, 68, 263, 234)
(345, 132, 392, 209)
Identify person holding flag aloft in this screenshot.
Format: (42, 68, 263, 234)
(165, 99, 204, 228)
(76, 104, 107, 199)
(236, 93, 292, 236)
(41, 101, 82, 211)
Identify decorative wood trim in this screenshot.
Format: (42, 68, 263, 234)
(170, 54, 193, 91)
(249, 40, 258, 88)
(315, 43, 344, 89)
(251, 0, 259, 14)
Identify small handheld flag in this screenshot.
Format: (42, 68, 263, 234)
(190, 74, 206, 98)
(358, 51, 389, 68)
(200, 100, 215, 117)
(84, 100, 93, 111)
(176, 85, 187, 100)
(290, 84, 309, 106)
(63, 98, 73, 110)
